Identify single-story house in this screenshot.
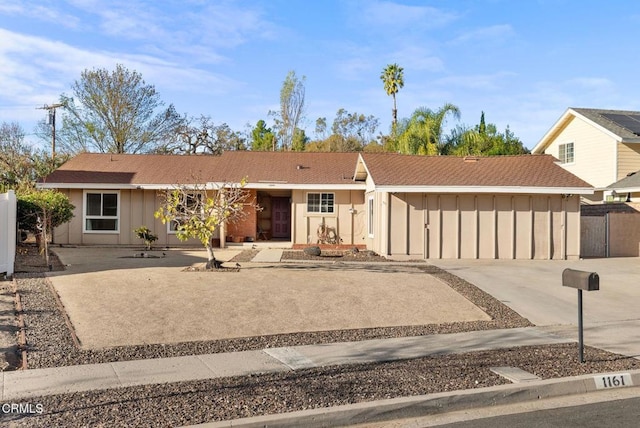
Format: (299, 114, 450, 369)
(38, 151, 593, 260)
(532, 107, 640, 202)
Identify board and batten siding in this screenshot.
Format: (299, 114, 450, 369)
(381, 193, 580, 260)
(52, 189, 201, 247)
(544, 116, 617, 188)
(291, 189, 366, 246)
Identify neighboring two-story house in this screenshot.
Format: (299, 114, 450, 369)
(532, 107, 640, 202)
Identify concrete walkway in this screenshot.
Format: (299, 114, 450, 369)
(249, 248, 283, 263)
(0, 327, 572, 401)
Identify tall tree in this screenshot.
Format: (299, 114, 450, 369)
(157, 115, 217, 155)
(380, 63, 405, 130)
(396, 103, 460, 155)
(449, 119, 529, 156)
(250, 120, 275, 151)
(291, 128, 308, 151)
(314, 117, 328, 140)
(0, 122, 65, 191)
(59, 64, 185, 154)
(271, 70, 306, 150)
(331, 108, 379, 149)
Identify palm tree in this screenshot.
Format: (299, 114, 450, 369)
(380, 64, 404, 130)
(397, 103, 461, 155)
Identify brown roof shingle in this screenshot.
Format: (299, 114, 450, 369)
(360, 153, 593, 188)
(41, 151, 592, 191)
(42, 152, 360, 186)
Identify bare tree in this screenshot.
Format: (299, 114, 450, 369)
(59, 64, 185, 154)
(154, 179, 259, 269)
(271, 70, 306, 150)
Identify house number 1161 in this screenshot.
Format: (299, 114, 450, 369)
(594, 373, 633, 390)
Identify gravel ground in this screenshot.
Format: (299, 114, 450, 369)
(6, 246, 640, 427)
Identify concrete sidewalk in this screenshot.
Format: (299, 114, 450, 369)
(0, 327, 572, 401)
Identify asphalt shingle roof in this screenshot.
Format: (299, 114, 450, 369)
(360, 153, 592, 188)
(42, 152, 360, 186)
(572, 108, 640, 141)
(42, 151, 592, 190)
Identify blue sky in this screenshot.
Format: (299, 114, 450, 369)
(2, 0, 640, 149)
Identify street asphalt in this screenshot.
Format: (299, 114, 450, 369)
(3, 248, 640, 427)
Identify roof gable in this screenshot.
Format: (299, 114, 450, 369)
(533, 107, 640, 154)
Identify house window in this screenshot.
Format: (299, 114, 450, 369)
(368, 197, 374, 237)
(559, 142, 574, 164)
(307, 192, 334, 213)
(84, 191, 119, 232)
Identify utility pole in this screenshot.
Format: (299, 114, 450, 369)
(37, 103, 64, 164)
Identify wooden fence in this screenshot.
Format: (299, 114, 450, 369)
(581, 212, 640, 257)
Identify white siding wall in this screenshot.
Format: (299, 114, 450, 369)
(617, 143, 640, 181)
(544, 117, 618, 188)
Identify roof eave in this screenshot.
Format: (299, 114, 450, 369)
(373, 185, 594, 195)
(533, 108, 624, 153)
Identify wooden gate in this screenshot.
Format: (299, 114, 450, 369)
(580, 216, 606, 258)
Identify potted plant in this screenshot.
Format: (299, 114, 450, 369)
(134, 226, 158, 250)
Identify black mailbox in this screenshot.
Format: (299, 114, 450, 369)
(562, 268, 599, 291)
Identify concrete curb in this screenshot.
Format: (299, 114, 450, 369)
(193, 369, 640, 428)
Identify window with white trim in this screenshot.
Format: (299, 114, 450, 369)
(558, 142, 574, 164)
(307, 192, 334, 213)
(368, 196, 374, 237)
(84, 191, 119, 232)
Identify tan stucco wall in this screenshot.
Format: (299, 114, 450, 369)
(379, 193, 581, 260)
(544, 116, 617, 188)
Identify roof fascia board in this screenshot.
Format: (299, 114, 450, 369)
(571, 109, 623, 142)
(220, 182, 366, 190)
(532, 108, 574, 153)
(353, 153, 370, 181)
(532, 108, 624, 153)
(373, 185, 594, 195)
(37, 182, 366, 191)
(37, 183, 139, 190)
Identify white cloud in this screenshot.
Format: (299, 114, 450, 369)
(360, 0, 458, 29)
(0, 0, 83, 29)
(0, 28, 241, 128)
(450, 24, 516, 45)
(435, 71, 517, 91)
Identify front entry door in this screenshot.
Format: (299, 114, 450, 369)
(272, 197, 291, 239)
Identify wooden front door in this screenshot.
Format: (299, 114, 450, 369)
(272, 197, 291, 238)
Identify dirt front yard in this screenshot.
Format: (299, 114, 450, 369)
(47, 247, 491, 348)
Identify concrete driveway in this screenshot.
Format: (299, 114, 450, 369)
(431, 258, 640, 357)
(47, 247, 489, 349)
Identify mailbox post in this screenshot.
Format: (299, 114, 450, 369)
(562, 268, 599, 363)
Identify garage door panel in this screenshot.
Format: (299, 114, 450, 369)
(440, 195, 458, 258)
(459, 196, 476, 258)
(477, 195, 495, 258)
(495, 196, 513, 259)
